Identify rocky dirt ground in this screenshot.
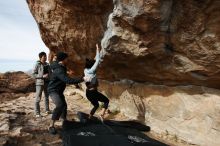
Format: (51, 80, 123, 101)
(0, 87, 128, 146)
(0, 86, 197, 146)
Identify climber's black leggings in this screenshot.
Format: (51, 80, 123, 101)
(86, 89, 109, 116)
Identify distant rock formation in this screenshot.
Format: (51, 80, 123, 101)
(0, 71, 35, 102)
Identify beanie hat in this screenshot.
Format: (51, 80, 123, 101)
(56, 52, 68, 61)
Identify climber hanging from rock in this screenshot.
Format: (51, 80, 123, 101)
(84, 43, 110, 121)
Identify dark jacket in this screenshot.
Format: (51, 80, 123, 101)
(50, 61, 58, 72)
(48, 62, 83, 94)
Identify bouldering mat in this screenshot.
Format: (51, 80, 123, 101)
(61, 111, 167, 146)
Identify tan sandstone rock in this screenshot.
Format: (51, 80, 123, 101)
(27, 0, 220, 88)
(98, 80, 220, 146)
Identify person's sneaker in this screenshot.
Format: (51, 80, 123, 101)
(48, 126, 57, 135)
(45, 111, 52, 115)
(35, 114, 41, 118)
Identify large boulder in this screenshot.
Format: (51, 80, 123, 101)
(27, 0, 220, 88)
(27, 0, 113, 75)
(101, 0, 220, 87)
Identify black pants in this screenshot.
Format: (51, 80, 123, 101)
(86, 89, 109, 116)
(49, 92, 67, 121)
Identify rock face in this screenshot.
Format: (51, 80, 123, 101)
(27, 0, 220, 88)
(0, 72, 35, 102)
(101, 0, 220, 88)
(101, 0, 220, 87)
(26, 0, 220, 145)
(27, 0, 113, 74)
(98, 80, 220, 146)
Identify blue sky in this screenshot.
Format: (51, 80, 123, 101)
(0, 0, 49, 72)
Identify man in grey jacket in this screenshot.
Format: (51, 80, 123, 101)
(32, 52, 51, 117)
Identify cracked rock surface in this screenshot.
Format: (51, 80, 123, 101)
(27, 0, 220, 87)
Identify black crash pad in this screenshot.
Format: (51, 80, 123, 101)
(61, 111, 167, 146)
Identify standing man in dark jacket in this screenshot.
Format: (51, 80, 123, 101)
(48, 52, 83, 134)
(32, 52, 51, 118)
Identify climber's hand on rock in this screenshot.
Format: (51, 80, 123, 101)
(96, 43, 100, 52)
